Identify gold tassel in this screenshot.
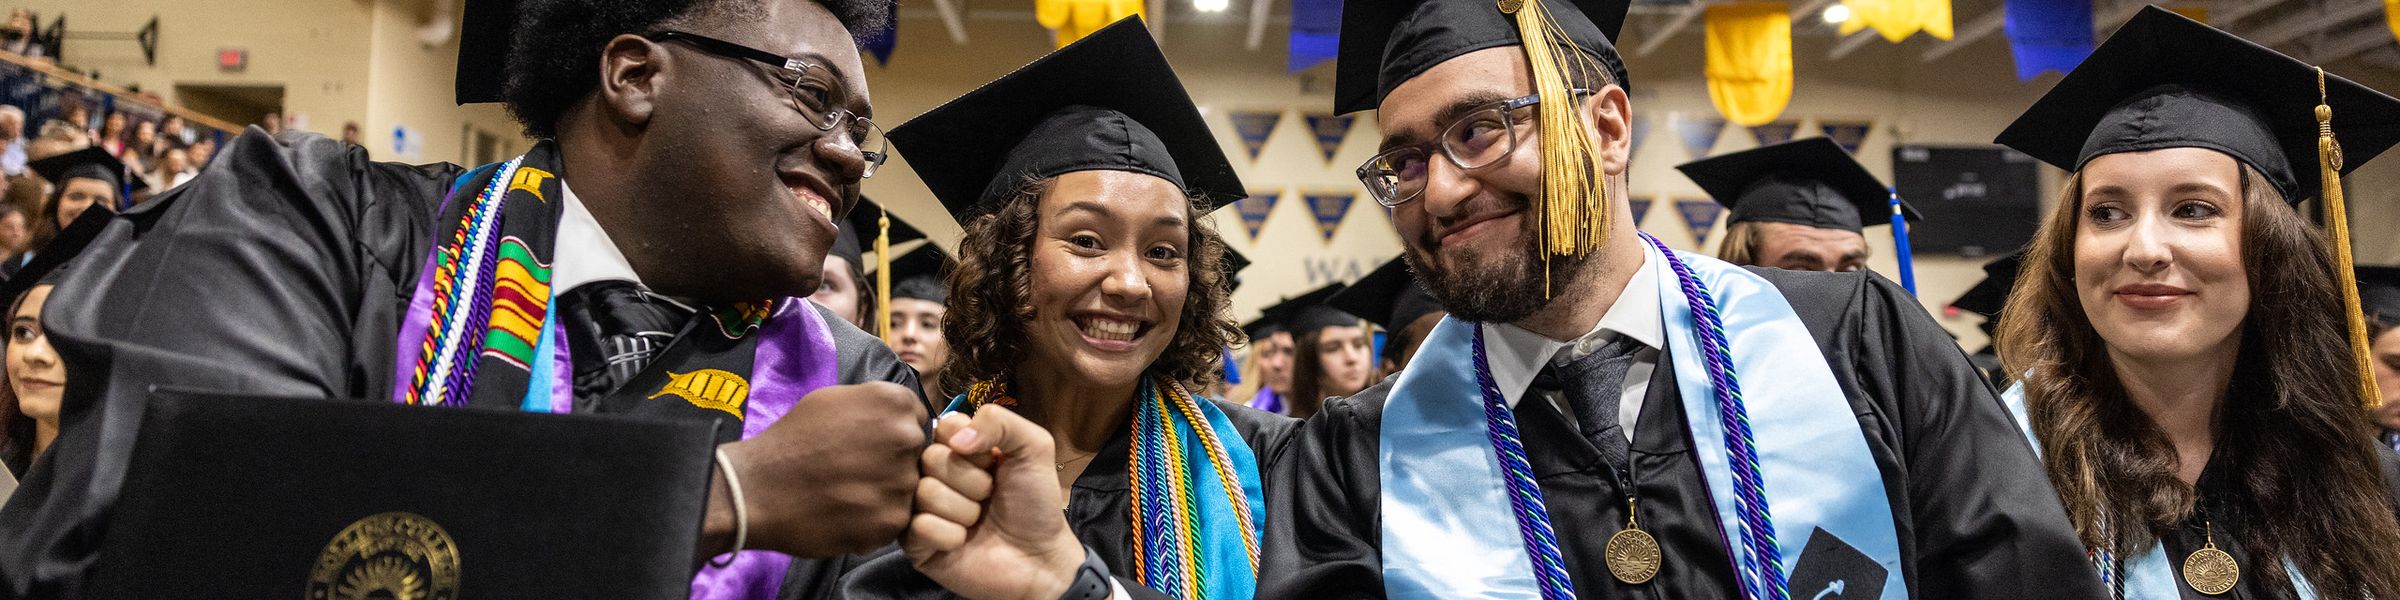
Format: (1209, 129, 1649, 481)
(2315, 67, 2385, 409)
(1505, 0, 1611, 297)
(876, 208, 894, 345)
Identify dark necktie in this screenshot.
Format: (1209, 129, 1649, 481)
(556, 280, 691, 402)
(1531, 335, 1646, 469)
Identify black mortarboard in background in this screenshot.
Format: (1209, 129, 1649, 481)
(455, 0, 513, 104)
(1948, 251, 2025, 353)
(883, 244, 952, 304)
(888, 18, 1244, 220)
(1994, 6, 2400, 204)
(831, 196, 926, 270)
(1334, 0, 1631, 114)
(1677, 137, 1919, 232)
(1329, 256, 1444, 331)
(1275, 283, 1357, 335)
(2359, 265, 2400, 329)
(29, 146, 142, 195)
(1221, 246, 1252, 293)
(0, 208, 108, 305)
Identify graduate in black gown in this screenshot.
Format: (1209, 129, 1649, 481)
(1675, 137, 1919, 274)
(6, 147, 136, 275)
(1989, 8, 2400, 599)
(1261, 0, 2103, 598)
(0, 1, 937, 597)
(1327, 254, 1447, 378)
(851, 18, 1296, 600)
(881, 244, 955, 403)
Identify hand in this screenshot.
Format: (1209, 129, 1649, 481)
(905, 408, 1088, 600)
(2376, 397, 2400, 431)
(706, 381, 927, 559)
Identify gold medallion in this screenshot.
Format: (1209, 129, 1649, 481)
(1496, 0, 1524, 14)
(2182, 545, 2239, 596)
(306, 512, 461, 600)
(1605, 527, 1662, 584)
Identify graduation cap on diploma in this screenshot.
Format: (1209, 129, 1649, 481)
(89, 391, 717, 598)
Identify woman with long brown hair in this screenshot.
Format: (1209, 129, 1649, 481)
(852, 19, 1295, 599)
(1991, 8, 2400, 599)
(1278, 284, 1373, 420)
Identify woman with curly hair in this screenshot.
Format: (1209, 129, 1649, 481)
(850, 19, 1296, 600)
(1991, 9, 2400, 599)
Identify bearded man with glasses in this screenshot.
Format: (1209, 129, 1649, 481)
(0, 0, 931, 598)
(1262, 0, 2104, 598)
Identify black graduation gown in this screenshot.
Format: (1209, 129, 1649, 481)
(2140, 446, 2400, 600)
(1261, 268, 2109, 599)
(840, 399, 1300, 599)
(0, 129, 922, 599)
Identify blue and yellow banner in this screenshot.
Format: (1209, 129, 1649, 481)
(1820, 120, 1874, 154)
(1676, 196, 1725, 243)
(1304, 113, 1354, 165)
(1675, 113, 1727, 159)
(1236, 190, 1279, 240)
(1228, 110, 1284, 163)
(1303, 192, 1354, 243)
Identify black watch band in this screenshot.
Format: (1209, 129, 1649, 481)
(1056, 545, 1111, 600)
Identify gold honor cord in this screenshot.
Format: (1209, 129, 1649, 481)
(877, 209, 894, 344)
(1505, 0, 1612, 297)
(2317, 67, 2384, 409)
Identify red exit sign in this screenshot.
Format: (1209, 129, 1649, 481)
(217, 48, 246, 72)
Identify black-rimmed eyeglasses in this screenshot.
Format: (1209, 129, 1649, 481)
(645, 30, 887, 178)
(1355, 88, 1597, 207)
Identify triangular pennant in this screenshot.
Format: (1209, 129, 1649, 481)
(1629, 196, 1655, 227)
(1303, 113, 1354, 165)
(1674, 113, 1727, 158)
(1749, 120, 1801, 146)
(1629, 113, 1651, 156)
(1819, 120, 1875, 154)
(1302, 192, 1354, 243)
(1236, 190, 1279, 240)
(2003, 0, 2095, 80)
(1676, 196, 1725, 243)
(1228, 111, 1284, 163)
(861, 7, 898, 66)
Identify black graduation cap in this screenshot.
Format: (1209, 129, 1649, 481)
(1240, 316, 1283, 342)
(1948, 251, 2026, 353)
(887, 18, 1244, 220)
(455, 0, 513, 104)
(1328, 255, 1444, 331)
(1334, 0, 1631, 114)
(1275, 283, 1357, 335)
(1677, 137, 1919, 232)
(1221, 246, 1252, 293)
(2359, 264, 2400, 329)
(29, 146, 142, 195)
(1993, 6, 2400, 204)
(883, 244, 952, 303)
(831, 196, 927, 270)
(0, 207, 108, 304)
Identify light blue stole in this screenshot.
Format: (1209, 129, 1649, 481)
(1378, 242, 1904, 598)
(1999, 384, 2319, 599)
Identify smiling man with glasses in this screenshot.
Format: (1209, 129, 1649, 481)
(1262, 0, 2104, 598)
(0, 0, 931, 598)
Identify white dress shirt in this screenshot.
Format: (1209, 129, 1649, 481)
(1480, 250, 1664, 441)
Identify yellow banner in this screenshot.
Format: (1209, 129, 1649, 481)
(1707, 3, 1795, 127)
(1840, 0, 1954, 42)
(1038, 0, 1145, 48)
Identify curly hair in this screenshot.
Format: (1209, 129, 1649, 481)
(502, 0, 892, 138)
(1997, 166, 2400, 599)
(940, 176, 1243, 396)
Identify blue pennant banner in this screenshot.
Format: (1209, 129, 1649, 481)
(1749, 120, 1800, 146)
(1304, 113, 1355, 165)
(1303, 192, 1354, 243)
(1629, 196, 1655, 228)
(1236, 190, 1279, 240)
(2004, 0, 2096, 80)
(1228, 110, 1284, 163)
(1819, 120, 1874, 154)
(1674, 113, 1726, 159)
(1676, 196, 1724, 243)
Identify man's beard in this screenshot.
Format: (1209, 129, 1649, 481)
(1405, 192, 1594, 324)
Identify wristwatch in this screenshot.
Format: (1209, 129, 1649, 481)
(1056, 545, 1111, 600)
